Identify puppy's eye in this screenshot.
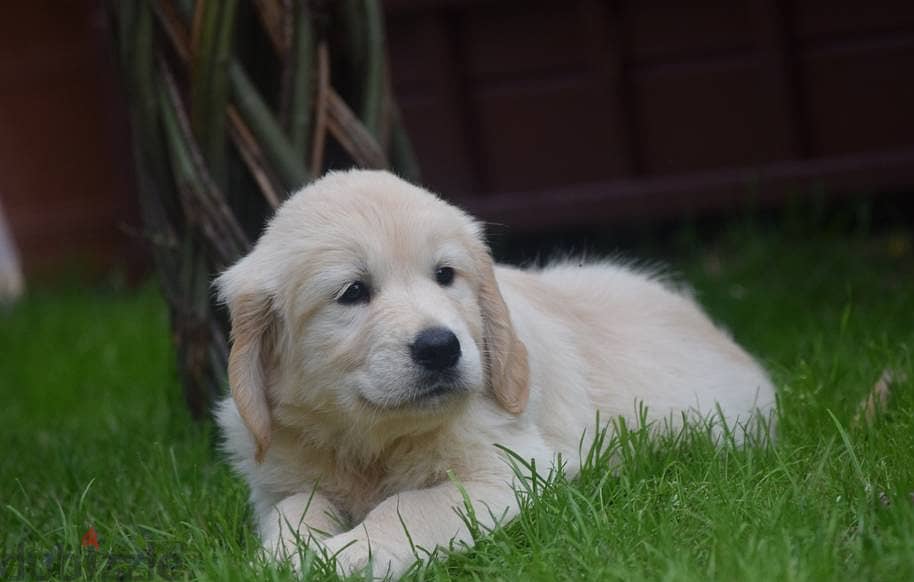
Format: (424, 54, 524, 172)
(435, 266, 455, 286)
(338, 281, 370, 305)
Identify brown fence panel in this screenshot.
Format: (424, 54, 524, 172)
(385, 0, 914, 230)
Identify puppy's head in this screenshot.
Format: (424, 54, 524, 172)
(215, 170, 528, 461)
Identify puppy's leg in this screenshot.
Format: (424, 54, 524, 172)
(259, 491, 344, 566)
(323, 477, 517, 579)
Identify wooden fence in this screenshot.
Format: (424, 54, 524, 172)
(2, 0, 913, 273)
(386, 0, 914, 229)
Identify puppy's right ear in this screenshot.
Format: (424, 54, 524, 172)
(216, 264, 276, 463)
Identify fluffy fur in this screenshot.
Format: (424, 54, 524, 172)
(214, 170, 776, 578)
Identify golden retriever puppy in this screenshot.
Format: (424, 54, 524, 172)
(215, 170, 776, 578)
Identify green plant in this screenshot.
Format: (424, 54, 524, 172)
(107, 0, 419, 416)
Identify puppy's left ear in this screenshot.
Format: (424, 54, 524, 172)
(476, 245, 530, 414)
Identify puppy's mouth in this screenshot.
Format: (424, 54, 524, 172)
(359, 373, 470, 411)
(414, 375, 467, 401)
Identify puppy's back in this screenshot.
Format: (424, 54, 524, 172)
(496, 261, 776, 443)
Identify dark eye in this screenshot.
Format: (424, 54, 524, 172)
(435, 266, 455, 286)
(338, 281, 370, 305)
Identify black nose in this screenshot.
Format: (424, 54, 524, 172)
(410, 327, 461, 371)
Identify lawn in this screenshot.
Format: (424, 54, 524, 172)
(2, 223, 913, 581)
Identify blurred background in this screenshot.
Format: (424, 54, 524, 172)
(1, 0, 913, 416)
(2, 0, 913, 281)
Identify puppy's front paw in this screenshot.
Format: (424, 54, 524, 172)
(323, 531, 410, 580)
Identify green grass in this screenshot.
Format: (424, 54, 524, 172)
(2, 225, 913, 581)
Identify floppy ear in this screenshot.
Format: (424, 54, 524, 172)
(221, 286, 277, 463)
(478, 255, 530, 414)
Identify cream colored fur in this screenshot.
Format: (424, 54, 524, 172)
(214, 170, 776, 578)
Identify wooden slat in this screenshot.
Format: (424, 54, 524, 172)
(791, 0, 914, 42)
(633, 61, 785, 175)
(458, 148, 914, 231)
(624, 0, 753, 65)
(387, 10, 482, 194)
(440, 9, 488, 194)
(749, 0, 806, 159)
(801, 35, 914, 157)
(579, 0, 638, 176)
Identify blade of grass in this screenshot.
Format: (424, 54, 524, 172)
(827, 409, 870, 491)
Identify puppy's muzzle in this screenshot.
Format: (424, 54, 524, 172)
(410, 327, 461, 371)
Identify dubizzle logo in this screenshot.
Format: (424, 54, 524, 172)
(80, 527, 99, 550)
(0, 527, 184, 580)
